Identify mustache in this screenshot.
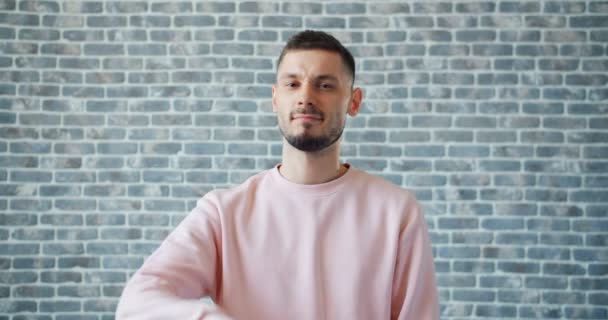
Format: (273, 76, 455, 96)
(290, 107, 324, 119)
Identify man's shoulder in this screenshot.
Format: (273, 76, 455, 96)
(354, 168, 417, 202)
(199, 168, 272, 205)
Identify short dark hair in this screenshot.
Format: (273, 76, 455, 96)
(277, 30, 356, 85)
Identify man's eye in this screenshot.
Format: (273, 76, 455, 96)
(319, 83, 334, 89)
(285, 82, 298, 87)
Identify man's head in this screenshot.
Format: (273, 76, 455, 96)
(272, 30, 362, 153)
(277, 30, 356, 87)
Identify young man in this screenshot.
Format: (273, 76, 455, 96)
(116, 30, 439, 320)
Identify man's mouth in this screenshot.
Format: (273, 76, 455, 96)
(292, 114, 322, 121)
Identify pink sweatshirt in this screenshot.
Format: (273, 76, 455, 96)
(116, 164, 439, 319)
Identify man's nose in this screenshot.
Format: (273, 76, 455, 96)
(297, 83, 315, 106)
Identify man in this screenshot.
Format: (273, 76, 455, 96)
(116, 30, 439, 320)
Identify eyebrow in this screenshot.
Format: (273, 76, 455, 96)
(279, 73, 340, 82)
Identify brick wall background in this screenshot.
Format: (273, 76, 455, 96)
(1, 0, 607, 319)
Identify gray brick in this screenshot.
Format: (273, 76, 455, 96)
(570, 16, 608, 28)
(477, 305, 517, 318)
(218, 15, 258, 28)
(0, 300, 37, 313)
(127, 156, 169, 168)
(127, 44, 166, 56)
(561, 44, 604, 56)
(144, 199, 185, 212)
(18, 28, 58, 41)
(568, 132, 608, 144)
(305, 17, 346, 29)
(545, 30, 587, 42)
(103, 256, 143, 269)
(18, 84, 59, 97)
(585, 176, 608, 188)
(261, 16, 301, 29)
(150, 30, 191, 42)
(10, 171, 52, 182)
(226, 143, 266, 156)
(482, 189, 523, 201)
(565, 307, 607, 319)
(238, 1, 277, 13)
(59, 58, 99, 70)
(237, 30, 277, 42)
(498, 290, 540, 302)
(63, 29, 103, 41)
(129, 15, 170, 27)
(456, 30, 496, 42)
(449, 146, 490, 158)
(0, 12, 40, 26)
(404, 145, 444, 157)
(97, 171, 140, 184)
(129, 213, 169, 226)
(86, 243, 127, 255)
(453, 261, 494, 273)
(543, 1, 585, 13)
(433, 102, 473, 113)
(14, 285, 54, 298)
(9, 142, 51, 154)
(453, 289, 495, 302)
(195, 2, 234, 12)
(56, 282, 100, 298)
(526, 276, 568, 290)
(409, 30, 451, 42)
(482, 217, 525, 231)
(434, 130, 473, 143)
(61, 86, 103, 98)
(176, 157, 212, 169)
(496, 232, 538, 245)
(412, 2, 452, 13)
(83, 44, 124, 56)
(480, 16, 521, 28)
(434, 160, 472, 172)
(83, 299, 119, 313)
(499, 1, 541, 12)
(349, 17, 388, 29)
(214, 157, 255, 170)
(141, 170, 182, 183)
(591, 30, 608, 43)
(128, 185, 170, 197)
(194, 85, 235, 98)
(0, 0, 15, 10)
(107, 86, 148, 98)
(150, 2, 191, 13)
(128, 73, 169, 84)
(85, 72, 125, 84)
(213, 43, 254, 55)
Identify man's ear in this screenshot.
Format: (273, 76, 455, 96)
(347, 87, 363, 116)
(271, 84, 277, 112)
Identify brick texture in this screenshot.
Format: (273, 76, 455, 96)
(1, 1, 607, 319)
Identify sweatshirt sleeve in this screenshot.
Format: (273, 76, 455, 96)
(115, 195, 230, 320)
(391, 198, 439, 320)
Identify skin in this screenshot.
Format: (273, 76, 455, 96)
(272, 49, 363, 184)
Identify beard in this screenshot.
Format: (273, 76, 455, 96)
(278, 107, 345, 152)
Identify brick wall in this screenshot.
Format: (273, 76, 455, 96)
(1, 1, 607, 319)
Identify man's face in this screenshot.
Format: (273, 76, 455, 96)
(272, 49, 362, 153)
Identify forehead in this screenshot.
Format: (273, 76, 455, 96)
(277, 49, 347, 79)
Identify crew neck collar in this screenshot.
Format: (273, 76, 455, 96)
(269, 163, 355, 197)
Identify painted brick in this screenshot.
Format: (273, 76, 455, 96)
(1, 2, 606, 319)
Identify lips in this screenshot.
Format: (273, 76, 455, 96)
(292, 114, 322, 121)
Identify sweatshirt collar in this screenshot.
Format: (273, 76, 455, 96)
(268, 163, 355, 197)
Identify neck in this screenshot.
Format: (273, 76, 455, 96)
(279, 139, 347, 185)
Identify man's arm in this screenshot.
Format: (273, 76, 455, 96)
(115, 195, 231, 320)
(391, 199, 439, 320)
